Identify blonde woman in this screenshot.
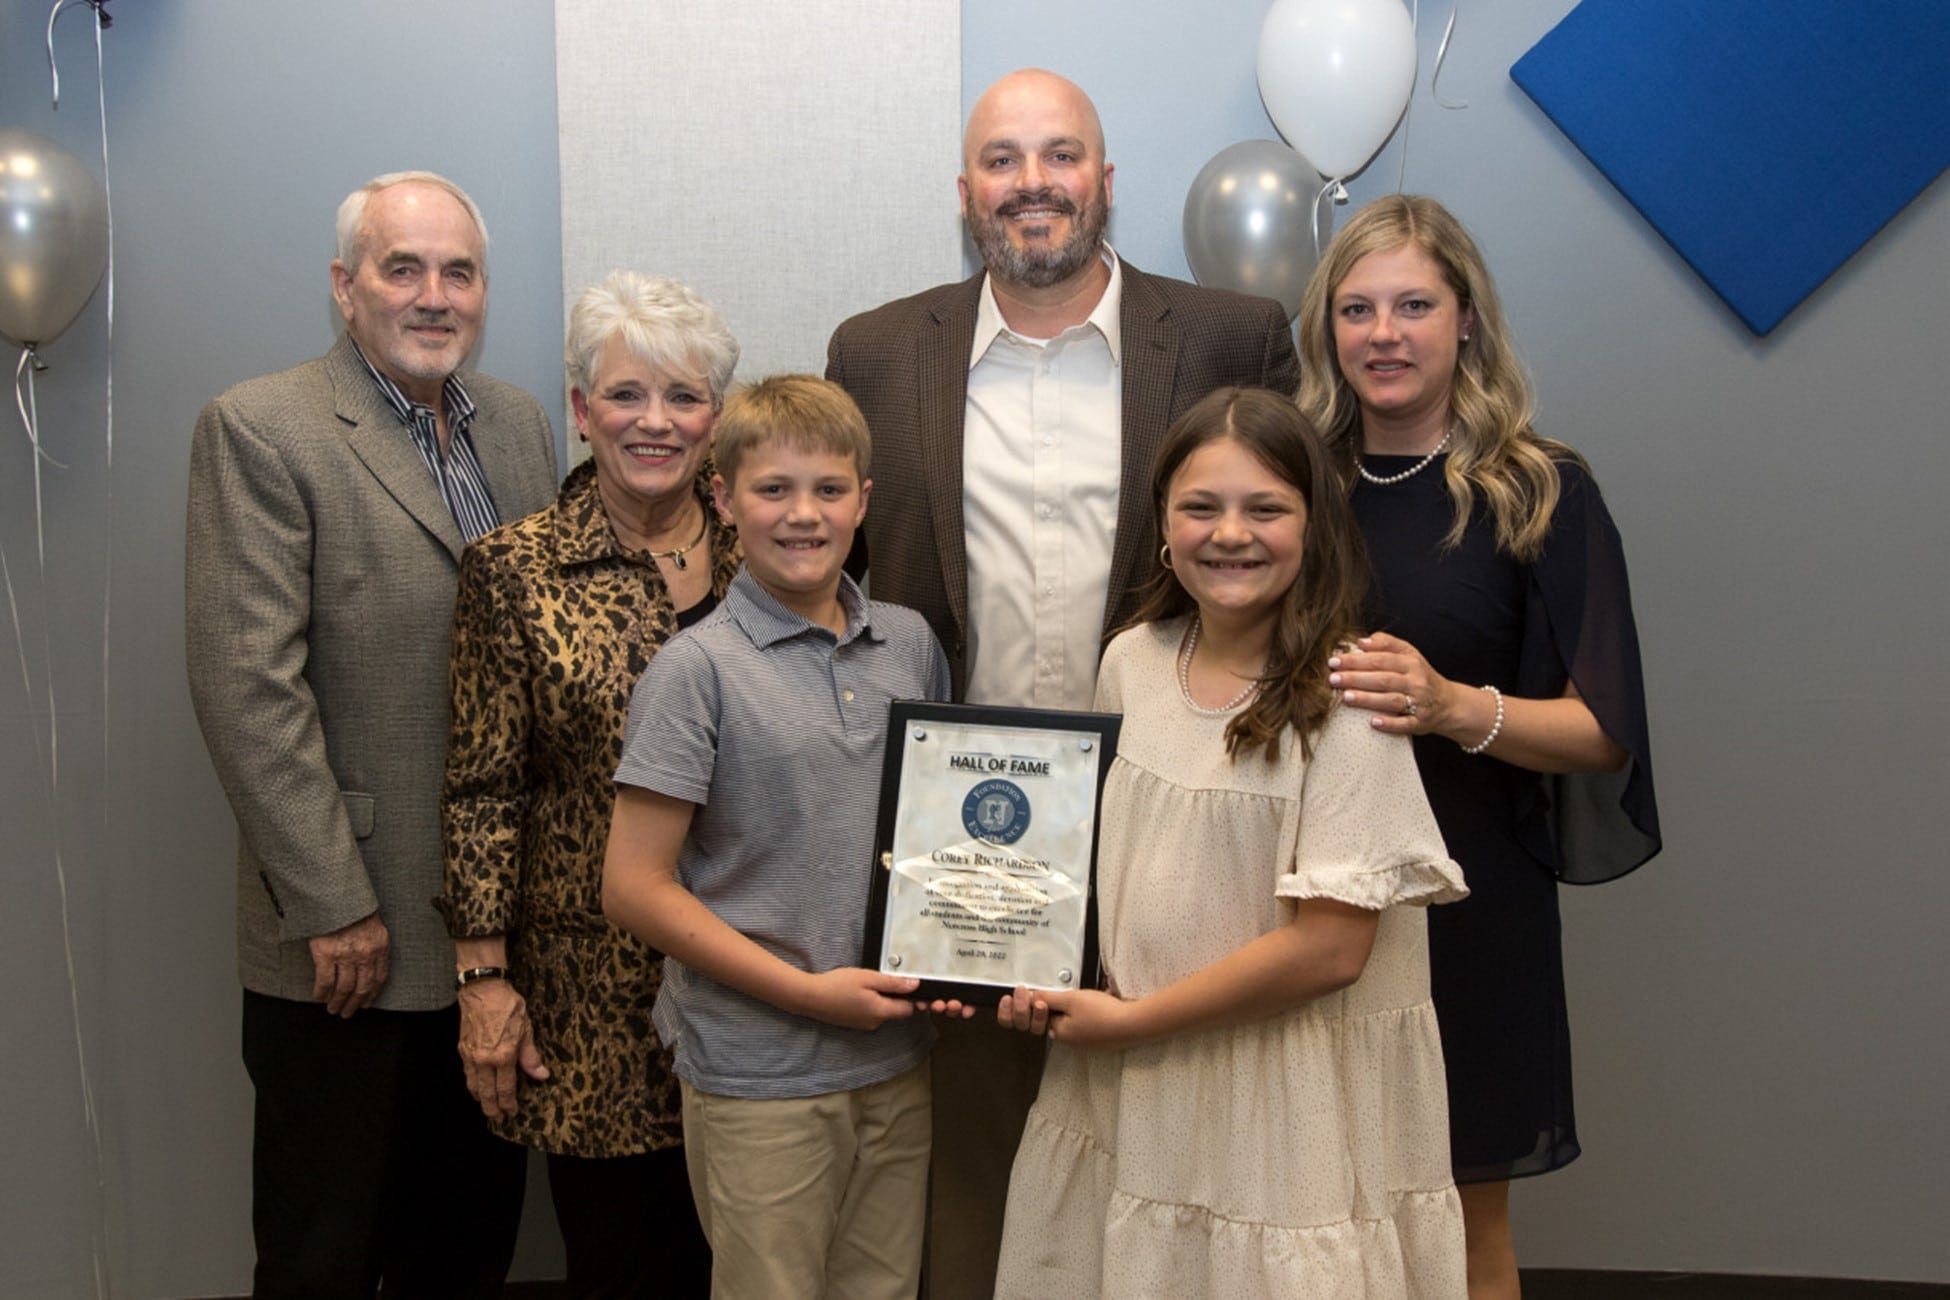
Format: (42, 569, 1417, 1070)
(1298, 195, 1660, 1300)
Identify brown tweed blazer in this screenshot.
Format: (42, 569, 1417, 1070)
(826, 263, 1299, 697)
(186, 333, 559, 1011)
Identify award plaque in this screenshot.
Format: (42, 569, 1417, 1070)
(863, 701, 1121, 1007)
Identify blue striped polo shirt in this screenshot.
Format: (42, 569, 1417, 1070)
(616, 565, 951, 1099)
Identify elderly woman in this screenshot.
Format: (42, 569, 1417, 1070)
(1296, 196, 1660, 1300)
(437, 271, 738, 1298)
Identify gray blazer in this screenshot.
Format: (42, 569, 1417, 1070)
(826, 262, 1300, 697)
(186, 333, 558, 1011)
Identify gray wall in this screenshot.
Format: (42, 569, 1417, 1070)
(3, 0, 1946, 1294)
(1, 2, 568, 1294)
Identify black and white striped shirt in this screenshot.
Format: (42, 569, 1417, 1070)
(349, 340, 502, 541)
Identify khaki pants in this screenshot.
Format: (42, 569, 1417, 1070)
(682, 1063, 931, 1300)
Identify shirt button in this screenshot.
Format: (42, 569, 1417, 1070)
(841, 689, 855, 702)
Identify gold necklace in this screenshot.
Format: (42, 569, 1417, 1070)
(639, 503, 709, 570)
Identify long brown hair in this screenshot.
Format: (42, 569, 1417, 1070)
(1296, 194, 1576, 561)
(1127, 388, 1368, 762)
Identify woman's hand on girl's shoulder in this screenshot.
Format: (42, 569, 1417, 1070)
(1328, 632, 1465, 740)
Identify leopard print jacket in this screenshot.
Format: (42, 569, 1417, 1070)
(439, 458, 740, 1156)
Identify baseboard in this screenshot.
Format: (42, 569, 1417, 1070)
(1521, 1270, 1948, 1298)
(218, 1274, 1949, 1299)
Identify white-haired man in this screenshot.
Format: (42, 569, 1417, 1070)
(187, 171, 558, 1296)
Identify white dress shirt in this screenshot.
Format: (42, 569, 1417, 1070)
(961, 251, 1124, 710)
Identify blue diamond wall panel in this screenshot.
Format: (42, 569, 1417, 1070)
(1511, 0, 1950, 334)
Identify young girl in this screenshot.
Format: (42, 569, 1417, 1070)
(993, 387, 1470, 1299)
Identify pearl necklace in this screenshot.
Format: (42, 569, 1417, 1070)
(638, 504, 709, 570)
(1356, 428, 1451, 486)
(1177, 617, 1260, 715)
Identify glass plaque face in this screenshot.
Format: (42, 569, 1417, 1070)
(864, 702, 1120, 1006)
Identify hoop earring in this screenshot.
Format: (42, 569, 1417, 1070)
(1159, 543, 1174, 571)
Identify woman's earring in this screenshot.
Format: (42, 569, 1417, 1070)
(1159, 543, 1174, 570)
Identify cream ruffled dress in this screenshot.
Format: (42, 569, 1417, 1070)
(994, 619, 1470, 1300)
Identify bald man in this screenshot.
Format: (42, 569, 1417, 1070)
(827, 69, 1300, 1299)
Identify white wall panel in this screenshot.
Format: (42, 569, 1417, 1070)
(556, 0, 962, 459)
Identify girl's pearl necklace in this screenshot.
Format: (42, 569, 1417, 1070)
(1177, 616, 1260, 715)
(1356, 428, 1451, 486)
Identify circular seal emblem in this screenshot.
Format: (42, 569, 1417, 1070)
(961, 778, 1032, 846)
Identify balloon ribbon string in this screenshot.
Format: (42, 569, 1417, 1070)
(1395, 1, 1468, 195)
(93, 0, 116, 828)
(1433, 4, 1468, 110)
(1311, 180, 1348, 262)
(40, 4, 115, 1296)
(13, 335, 95, 1174)
(6, 350, 59, 819)
(0, 548, 79, 1214)
(1398, 0, 1420, 193)
(79, 11, 114, 1300)
(5, 359, 52, 762)
(44, 0, 106, 109)
(1, 548, 38, 747)
(16, 348, 69, 469)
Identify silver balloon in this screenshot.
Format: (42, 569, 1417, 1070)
(0, 128, 110, 347)
(1182, 139, 1318, 318)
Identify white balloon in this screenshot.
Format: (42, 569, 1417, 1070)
(1257, 0, 1418, 180)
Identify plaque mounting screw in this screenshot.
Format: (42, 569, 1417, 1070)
(1058, 969, 1074, 985)
(912, 727, 928, 741)
(888, 954, 903, 969)
(1078, 740, 1093, 753)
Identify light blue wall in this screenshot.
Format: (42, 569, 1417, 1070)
(964, 2, 1280, 284)
(3, 0, 1947, 1293)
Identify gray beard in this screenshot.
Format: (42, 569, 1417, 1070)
(966, 194, 1109, 291)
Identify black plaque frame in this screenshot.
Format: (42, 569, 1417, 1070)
(862, 700, 1121, 1008)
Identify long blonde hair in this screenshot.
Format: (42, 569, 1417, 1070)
(1296, 194, 1575, 560)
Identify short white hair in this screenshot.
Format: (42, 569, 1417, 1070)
(334, 171, 489, 276)
(564, 271, 740, 405)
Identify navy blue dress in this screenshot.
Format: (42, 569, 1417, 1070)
(1353, 453, 1659, 1182)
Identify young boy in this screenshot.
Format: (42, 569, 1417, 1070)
(602, 374, 953, 1300)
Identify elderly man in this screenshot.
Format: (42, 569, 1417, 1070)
(187, 171, 558, 1297)
(826, 69, 1301, 1299)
